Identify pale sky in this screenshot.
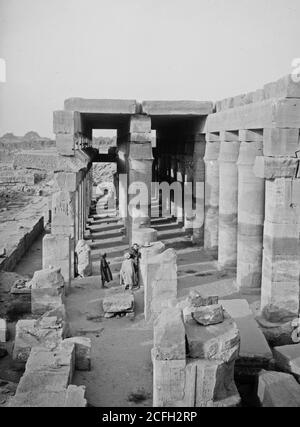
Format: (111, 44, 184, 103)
(0, 0, 300, 138)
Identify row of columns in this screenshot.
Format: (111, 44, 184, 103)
(204, 130, 265, 290)
(204, 126, 300, 322)
(155, 129, 206, 244)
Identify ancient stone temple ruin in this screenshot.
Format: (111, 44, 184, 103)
(1, 74, 300, 407)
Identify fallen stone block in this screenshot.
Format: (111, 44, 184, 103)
(153, 307, 186, 361)
(273, 343, 300, 379)
(103, 291, 134, 314)
(185, 313, 240, 363)
(258, 370, 300, 407)
(30, 267, 65, 315)
(188, 291, 218, 307)
(75, 240, 92, 278)
(221, 300, 273, 368)
(10, 278, 31, 295)
(13, 317, 64, 363)
(0, 319, 7, 342)
(192, 304, 224, 326)
(64, 385, 87, 407)
(10, 343, 75, 407)
(63, 337, 91, 371)
(25, 345, 75, 384)
(256, 315, 295, 347)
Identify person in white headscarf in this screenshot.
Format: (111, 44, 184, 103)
(120, 252, 135, 290)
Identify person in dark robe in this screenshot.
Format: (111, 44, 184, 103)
(129, 243, 141, 287)
(100, 253, 113, 288)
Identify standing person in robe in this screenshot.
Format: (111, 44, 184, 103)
(100, 253, 113, 289)
(120, 253, 135, 290)
(129, 243, 141, 288)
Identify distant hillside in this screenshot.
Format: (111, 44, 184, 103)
(0, 131, 53, 145)
(93, 136, 116, 153)
(0, 132, 55, 162)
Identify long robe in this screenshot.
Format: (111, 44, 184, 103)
(120, 259, 135, 287)
(100, 257, 113, 284)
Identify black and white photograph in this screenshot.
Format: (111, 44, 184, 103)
(0, 0, 300, 411)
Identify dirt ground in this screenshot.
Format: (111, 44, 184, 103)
(0, 213, 260, 407)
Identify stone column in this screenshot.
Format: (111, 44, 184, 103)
(204, 133, 220, 252)
(192, 136, 206, 245)
(237, 130, 265, 292)
(176, 160, 184, 226)
(184, 159, 194, 234)
(50, 186, 76, 281)
(127, 115, 153, 245)
(255, 128, 300, 322)
(218, 131, 240, 270)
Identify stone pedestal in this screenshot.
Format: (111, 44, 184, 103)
(144, 249, 177, 321)
(152, 295, 240, 407)
(131, 227, 157, 247)
(139, 241, 165, 287)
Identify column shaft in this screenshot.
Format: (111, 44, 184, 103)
(218, 133, 240, 269)
(237, 131, 264, 291)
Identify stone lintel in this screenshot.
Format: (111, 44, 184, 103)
(239, 129, 263, 142)
(254, 156, 298, 179)
(64, 98, 137, 114)
(142, 100, 214, 116)
(205, 132, 220, 143)
(220, 130, 239, 142)
(205, 98, 300, 132)
(263, 128, 300, 156)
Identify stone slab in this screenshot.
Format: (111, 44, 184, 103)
(103, 291, 134, 314)
(64, 98, 137, 114)
(142, 100, 213, 116)
(258, 370, 300, 407)
(221, 299, 272, 367)
(273, 343, 300, 377)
